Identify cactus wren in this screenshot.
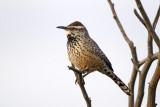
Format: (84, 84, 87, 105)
(57, 21, 131, 95)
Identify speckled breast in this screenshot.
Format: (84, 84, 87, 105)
(67, 39, 106, 70)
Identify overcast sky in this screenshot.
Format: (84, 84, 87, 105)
(0, 0, 160, 107)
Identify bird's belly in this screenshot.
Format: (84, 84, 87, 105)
(68, 47, 105, 70)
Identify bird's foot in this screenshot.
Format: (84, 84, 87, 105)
(80, 66, 90, 74)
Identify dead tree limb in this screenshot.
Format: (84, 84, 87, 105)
(147, 55, 160, 107)
(135, 58, 153, 107)
(147, 5, 160, 107)
(134, 9, 147, 28)
(107, 0, 139, 107)
(135, 0, 160, 48)
(68, 66, 91, 107)
(139, 52, 158, 66)
(134, 1, 160, 106)
(107, 0, 160, 107)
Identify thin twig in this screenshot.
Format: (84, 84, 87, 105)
(134, 9, 147, 28)
(107, 0, 130, 44)
(152, 5, 160, 29)
(134, 5, 160, 56)
(68, 66, 91, 107)
(134, 8, 153, 56)
(138, 52, 159, 66)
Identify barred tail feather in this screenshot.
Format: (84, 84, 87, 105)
(102, 69, 132, 95)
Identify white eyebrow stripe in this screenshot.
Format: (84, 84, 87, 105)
(68, 26, 85, 29)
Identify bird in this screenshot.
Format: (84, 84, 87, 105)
(57, 21, 131, 95)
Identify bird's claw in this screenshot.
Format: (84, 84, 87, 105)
(75, 78, 78, 84)
(80, 66, 90, 74)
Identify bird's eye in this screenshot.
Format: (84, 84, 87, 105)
(71, 28, 75, 30)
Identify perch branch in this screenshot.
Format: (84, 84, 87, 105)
(68, 66, 91, 107)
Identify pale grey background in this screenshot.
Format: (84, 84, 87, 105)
(0, 0, 160, 107)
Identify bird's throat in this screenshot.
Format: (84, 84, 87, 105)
(66, 30, 71, 35)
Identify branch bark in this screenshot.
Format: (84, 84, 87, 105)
(135, 0, 160, 48)
(139, 52, 159, 66)
(68, 66, 91, 107)
(147, 54, 160, 107)
(107, 1, 160, 107)
(147, 5, 160, 107)
(134, 3, 160, 107)
(107, 1, 139, 107)
(134, 9, 147, 28)
(135, 58, 153, 107)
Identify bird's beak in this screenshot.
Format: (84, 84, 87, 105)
(56, 26, 67, 30)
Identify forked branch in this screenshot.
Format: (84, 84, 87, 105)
(147, 5, 160, 107)
(107, 0, 139, 107)
(134, 2, 160, 106)
(68, 66, 91, 107)
(107, 0, 160, 107)
(135, 0, 160, 48)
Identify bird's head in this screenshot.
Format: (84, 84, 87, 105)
(57, 21, 89, 38)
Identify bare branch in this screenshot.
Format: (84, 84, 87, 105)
(151, 52, 159, 61)
(134, 3, 160, 107)
(152, 5, 160, 29)
(147, 5, 160, 57)
(134, 8, 153, 56)
(147, 54, 160, 107)
(107, 0, 139, 66)
(107, 0, 139, 107)
(135, 57, 153, 107)
(131, 58, 141, 72)
(137, 4, 160, 65)
(135, 0, 160, 48)
(134, 5, 160, 55)
(68, 66, 91, 107)
(128, 67, 138, 107)
(147, 5, 160, 107)
(138, 52, 159, 66)
(134, 5, 160, 56)
(107, 1, 159, 107)
(68, 66, 82, 74)
(134, 9, 147, 28)
(107, 0, 130, 44)
(147, 33, 153, 56)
